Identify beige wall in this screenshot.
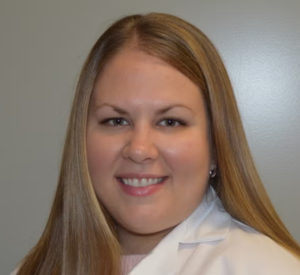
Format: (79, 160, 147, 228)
(1, 0, 299, 273)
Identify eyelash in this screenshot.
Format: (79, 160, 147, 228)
(100, 117, 186, 127)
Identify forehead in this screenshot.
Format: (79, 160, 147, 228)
(92, 49, 204, 109)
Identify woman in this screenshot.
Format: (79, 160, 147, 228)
(12, 13, 300, 275)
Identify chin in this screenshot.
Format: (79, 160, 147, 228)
(120, 219, 179, 236)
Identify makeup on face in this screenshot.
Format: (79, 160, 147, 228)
(86, 49, 211, 235)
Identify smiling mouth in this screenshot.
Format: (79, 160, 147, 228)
(117, 177, 168, 187)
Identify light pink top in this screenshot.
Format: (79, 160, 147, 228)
(121, 254, 147, 275)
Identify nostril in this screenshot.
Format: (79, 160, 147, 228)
(121, 143, 159, 164)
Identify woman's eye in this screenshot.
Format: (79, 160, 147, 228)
(101, 117, 129, 126)
(158, 118, 185, 127)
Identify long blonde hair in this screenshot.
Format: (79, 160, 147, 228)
(17, 12, 300, 275)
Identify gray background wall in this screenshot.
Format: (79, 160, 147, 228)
(1, 0, 299, 273)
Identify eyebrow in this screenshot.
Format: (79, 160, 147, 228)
(94, 103, 194, 115)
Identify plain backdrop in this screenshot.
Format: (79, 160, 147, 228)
(1, 0, 299, 273)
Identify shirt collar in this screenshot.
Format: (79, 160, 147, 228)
(180, 186, 231, 244)
(129, 186, 231, 275)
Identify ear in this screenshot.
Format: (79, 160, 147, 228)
(209, 162, 217, 178)
(209, 145, 218, 178)
(210, 162, 217, 170)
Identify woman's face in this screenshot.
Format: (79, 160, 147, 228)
(87, 49, 211, 234)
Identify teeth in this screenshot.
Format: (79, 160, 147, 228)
(141, 178, 147, 187)
(133, 179, 139, 187)
(120, 177, 165, 187)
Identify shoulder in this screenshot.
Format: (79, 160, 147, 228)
(178, 191, 300, 274)
(222, 219, 300, 274)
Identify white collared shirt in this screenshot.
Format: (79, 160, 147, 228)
(10, 187, 300, 275)
(129, 187, 300, 275)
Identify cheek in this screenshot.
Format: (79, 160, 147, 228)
(86, 135, 105, 178)
(86, 133, 121, 182)
(163, 133, 210, 177)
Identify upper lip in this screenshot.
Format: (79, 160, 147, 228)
(116, 173, 168, 179)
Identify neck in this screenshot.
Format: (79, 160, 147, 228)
(117, 225, 175, 255)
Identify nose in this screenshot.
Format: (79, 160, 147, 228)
(122, 128, 159, 164)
